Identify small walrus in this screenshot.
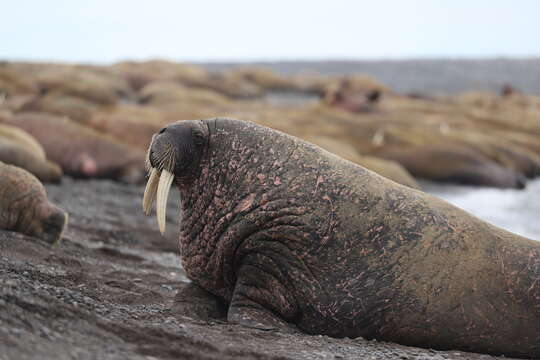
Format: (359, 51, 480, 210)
(0, 162, 68, 243)
(143, 118, 540, 359)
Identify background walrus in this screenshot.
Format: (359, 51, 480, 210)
(2, 112, 146, 183)
(0, 161, 68, 243)
(144, 118, 540, 359)
(0, 123, 62, 183)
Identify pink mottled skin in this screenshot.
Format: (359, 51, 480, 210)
(76, 153, 98, 176)
(149, 118, 540, 359)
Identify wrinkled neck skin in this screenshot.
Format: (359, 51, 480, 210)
(176, 118, 309, 301)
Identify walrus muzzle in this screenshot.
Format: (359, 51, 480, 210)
(143, 120, 208, 235)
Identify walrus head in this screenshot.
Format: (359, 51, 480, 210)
(143, 120, 209, 234)
(0, 161, 69, 244)
(28, 203, 69, 244)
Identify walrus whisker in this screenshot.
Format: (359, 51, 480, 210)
(162, 145, 176, 172)
(156, 169, 174, 235)
(152, 143, 176, 173)
(144, 151, 152, 172)
(153, 148, 169, 170)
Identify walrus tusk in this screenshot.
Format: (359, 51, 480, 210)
(156, 169, 174, 235)
(372, 128, 385, 147)
(143, 167, 160, 215)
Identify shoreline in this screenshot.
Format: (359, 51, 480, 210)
(202, 58, 540, 94)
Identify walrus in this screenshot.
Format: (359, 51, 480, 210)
(0, 123, 62, 183)
(143, 118, 540, 359)
(0, 123, 47, 160)
(322, 77, 383, 113)
(0, 161, 68, 244)
(0, 66, 39, 97)
(0, 139, 62, 183)
(2, 112, 146, 183)
(20, 93, 99, 125)
(33, 66, 134, 105)
(376, 144, 527, 189)
(88, 105, 164, 151)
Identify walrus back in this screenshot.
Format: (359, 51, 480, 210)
(324, 151, 540, 357)
(217, 119, 540, 357)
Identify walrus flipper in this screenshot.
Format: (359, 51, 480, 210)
(171, 283, 226, 321)
(227, 264, 298, 333)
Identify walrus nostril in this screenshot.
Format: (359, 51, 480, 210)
(158, 127, 167, 135)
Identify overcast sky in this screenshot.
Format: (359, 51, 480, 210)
(2, 0, 539, 63)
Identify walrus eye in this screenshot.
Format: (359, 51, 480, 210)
(192, 129, 205, 146)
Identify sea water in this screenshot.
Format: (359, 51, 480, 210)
(423, 179, 540, 241)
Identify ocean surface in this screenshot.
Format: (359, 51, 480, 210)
(423, 179, 540, 241)
(204, 58, 540, 95)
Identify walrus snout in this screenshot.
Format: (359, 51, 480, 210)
(147, 128, 176, 172)
(143, 120, 209, 235)
(37, 205, 69, 244)
(147, 121, 208, 172)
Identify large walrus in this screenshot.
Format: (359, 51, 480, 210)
(143, 118, 540, 359)
(0, 161, 68, 243)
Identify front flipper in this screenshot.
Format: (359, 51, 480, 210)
(171, 282, 226, 321)
(227, 263, 298, 333)
(228, 294, 294, 331)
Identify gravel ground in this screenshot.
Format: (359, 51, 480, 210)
(0, 178, 523, 360)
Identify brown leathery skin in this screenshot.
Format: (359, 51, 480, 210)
(0, 123, 47, 160)
(3, 112, 146, 183)
(32, 67, 134, 105)
(301, 134, 420, 189)
(0, 66, 39, 96)
(376, 144, 527, 189)
(149, 118, 540, 358)
(20, 93, 99, 125)
(88, 111, 162, 151)
(0, 162, 68, 244)
(0, 139, 62, 183)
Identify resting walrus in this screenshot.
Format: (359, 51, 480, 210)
(143, 118, 540, 359)
(0, 162, 68, 243)
(0, 139, 63, 183)
(3, 112, 146, 183)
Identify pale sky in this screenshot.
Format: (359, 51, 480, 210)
(1, 0, 539, 63)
